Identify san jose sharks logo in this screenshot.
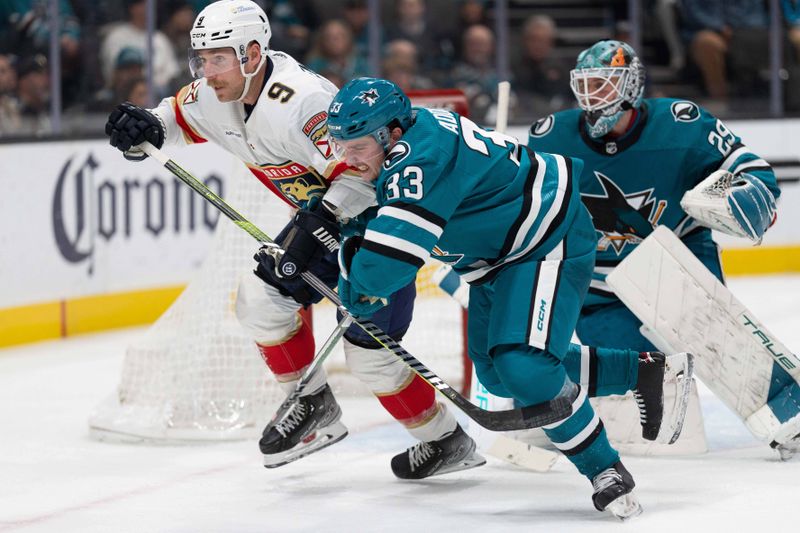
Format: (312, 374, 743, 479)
(357, 88, 379, 106)
(581, 172, 667, 253)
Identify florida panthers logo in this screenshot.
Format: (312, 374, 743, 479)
(581, 172, 667, 254)
(357, 88, 379, 106)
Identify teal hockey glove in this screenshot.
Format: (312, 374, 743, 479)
(727, 173, 777, 243)
(337, 236, 388, 317)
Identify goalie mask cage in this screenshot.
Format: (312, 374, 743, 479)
(88, 90, 471, 442)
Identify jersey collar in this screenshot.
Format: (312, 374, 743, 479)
(578, 101, 649, 156)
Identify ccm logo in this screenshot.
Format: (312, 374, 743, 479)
(192, 32, 206, 38)
(536, 299, 548, 331)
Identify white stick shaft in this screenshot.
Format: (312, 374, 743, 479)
(496, 81, 511, 133)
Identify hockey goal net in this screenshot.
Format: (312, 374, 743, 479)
(88, 90, 471, 442)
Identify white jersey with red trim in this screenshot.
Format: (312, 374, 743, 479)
(151, 50, 351, 210)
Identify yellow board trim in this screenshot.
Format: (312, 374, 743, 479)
(0, 286, 185, 349)
(0, 301, 62, 347)
(721, 245, 800, 276)
(1, 246, 798, 349)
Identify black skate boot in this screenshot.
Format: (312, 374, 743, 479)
(260, 384, 348, 468)
(591, 461, 642, 520)
(635, 351, 694, 444)
(391, 424, 486, 480)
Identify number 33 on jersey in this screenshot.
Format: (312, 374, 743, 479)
(356, 106, 581, 297)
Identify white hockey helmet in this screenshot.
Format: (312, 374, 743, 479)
(188, 0, 271, 90)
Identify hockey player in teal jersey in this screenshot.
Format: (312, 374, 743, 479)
(527, 40, 791, 455)
(325, 76, 665, 519)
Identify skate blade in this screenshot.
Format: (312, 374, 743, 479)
(263, 422, 348, 468)
(605, 493, 643, 521)
(657, 352, 695, 445)
(428, 453, 487, 478)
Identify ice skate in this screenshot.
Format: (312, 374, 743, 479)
(260, 384, 348, 468)
(771, 421, 800, 462)
(635, 351, 694, 444)
(591, 461, 642, 521)
(774, 434, 800, 461)
(391, 424, 486, 480)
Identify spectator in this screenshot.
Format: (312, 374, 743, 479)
(783, 0, 800, 60)
(449, 24, 498, 123)
(100, 0, 179, 99)
(681, 0, 770, 102)
(0, 0, 81, 105)
(0, 53, 21, 135)
(342, 0, 370, 61)
(305, 19, 371, 85)
(0, 1, 80, 60)
(384, 0, 456, 79)
(268, 0, 314, 59)
(160, 1, 197, 90)
(459, 0, 488, 26)
(381, 40, 434, 92)
(87, 46, 146, 112)
(121, 76, 149, 108)
(451, 0, 489, 59)
(511, 14, 572, 118)
(15, 53, 50, 136)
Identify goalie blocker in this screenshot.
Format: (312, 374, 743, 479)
(607, 226, 800, 459)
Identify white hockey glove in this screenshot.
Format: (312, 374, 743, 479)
(322, 173, 377, 223)
(680, 170, 776, 244)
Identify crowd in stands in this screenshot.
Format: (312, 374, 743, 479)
(0, 0, 798, 138)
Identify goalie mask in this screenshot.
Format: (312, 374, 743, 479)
(188, 0, 271, 101)
(570, 40, 645, 138)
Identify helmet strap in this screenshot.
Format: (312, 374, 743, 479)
(235, 53, 266, 102)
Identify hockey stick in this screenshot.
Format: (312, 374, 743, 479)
(139, 142, 572, 431)
(268, 314, 353, 432)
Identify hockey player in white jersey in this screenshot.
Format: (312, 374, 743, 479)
(104, 0, 481, 478)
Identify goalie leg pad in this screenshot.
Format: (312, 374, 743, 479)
(606, 226, 800, 447)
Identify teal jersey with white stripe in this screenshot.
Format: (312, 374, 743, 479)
(527, 98, 779, 306)
(348, 107, 582, 299)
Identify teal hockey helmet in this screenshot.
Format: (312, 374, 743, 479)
(327, 77, 413, 150)
(570, 40, 645, 138)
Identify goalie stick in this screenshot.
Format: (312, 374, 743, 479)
(139, 141, 573, 432)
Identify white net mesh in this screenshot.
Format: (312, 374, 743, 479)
(89, 162, 465, 442)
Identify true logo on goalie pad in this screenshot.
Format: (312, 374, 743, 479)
(741, 313, 798, 371)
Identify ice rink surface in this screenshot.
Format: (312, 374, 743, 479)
(1, 275, 799, 533)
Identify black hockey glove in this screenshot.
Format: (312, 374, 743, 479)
(256, 199, 341, 281)
(105, 102, 165, 161)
